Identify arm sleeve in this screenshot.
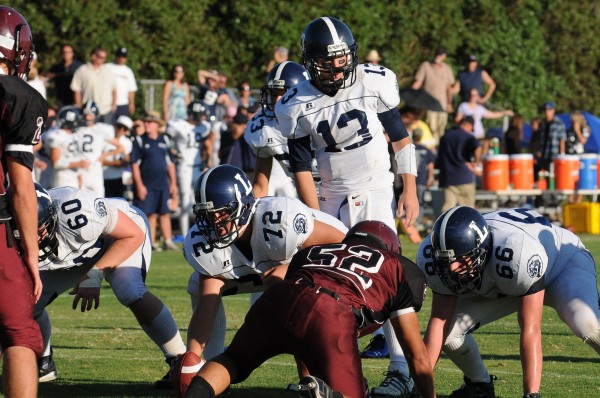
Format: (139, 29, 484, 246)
(378, 108, 409, 141)
(288, 135, 313, 173)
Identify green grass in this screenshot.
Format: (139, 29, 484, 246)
(20, 235, 600, 397)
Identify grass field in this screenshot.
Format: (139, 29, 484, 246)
(24, 234, 600, 398)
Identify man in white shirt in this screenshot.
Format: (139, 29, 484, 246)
(107, 47, 137, 120)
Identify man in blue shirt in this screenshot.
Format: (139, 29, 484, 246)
(436, 116, 482, 212)
(131, 111, 179, 251)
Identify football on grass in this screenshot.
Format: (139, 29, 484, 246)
(172, 351, 206, 398)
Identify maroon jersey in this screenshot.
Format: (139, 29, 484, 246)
(0, 75, 47, 193)
(286, 242, 427, 336)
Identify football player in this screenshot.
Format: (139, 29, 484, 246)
(418, 206, 600, 398)
(244, 61, 310, 199)
(45, 105, 87, 189)
(0, 6, 46, 397)
(177, 221, 435, 398)
(275, 17, 419, 395)
(29, 184, 186, 384)
(166, 100, 213, 236)
(181, 164, 347, 364)
(76, 101, 123, 196)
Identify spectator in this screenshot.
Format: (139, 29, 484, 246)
(217, 71, 236, 107)
(264, 45, 289, 74)
(412, 46, 456, 142)
(162, 64, 190, 121)
(46, 44, 82, 106)
(413, 128, 436, 227)
(437, 116, 482, 212)
(455, 54, 496, 104)
(107, 47, 137, 120)
(237, 81, 256, 111)
(131, 111, 179, 251)
(102, 115, 134, 197)
(219, 106, 256, 180)
(504, 113, 524, 155)
(365, 49, 382, 65)
(70, 47, 117, 124)
(27, 52, 46, 99)
(454, 88, 513, 140)
(399, 106, 437, 149)
(197, 69, 231, 117)
(0, 7, 46, 396)
(534, 102, 566, 174)
(566, 111, 590, 154)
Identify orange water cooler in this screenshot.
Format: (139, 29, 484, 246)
(553, 155, 580, 190)
(509, 154, 534, 189)
(483, 155, 509, 191)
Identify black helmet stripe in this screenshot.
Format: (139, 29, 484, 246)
(321, 17, 341, 44)
(438, 206, 461, 252)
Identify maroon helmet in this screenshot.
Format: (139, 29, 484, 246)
(343, 220, 401, 255)
(0, 6, 33, 79)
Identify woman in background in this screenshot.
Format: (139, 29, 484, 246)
(162, 64, 190, 121)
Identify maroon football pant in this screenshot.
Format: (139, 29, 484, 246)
(0, 225, 43, 357)
(223, 279, 367, 398)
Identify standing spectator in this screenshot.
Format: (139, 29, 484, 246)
(504, 114, 524, 155)
(437, 116, 482, 212)
(365, 49, 382, 65)
(455, 54, 496, 104)
(130, 111, 178, 251)
(412, 46, 456, 142)
(107, 47, 137, 120)
(27, 52, 46, 99)
(46, 44, 82, 106)
(276, 17, 419, 397)
(414, 128, 435, 227)
(264, 45, 289, 74)
(0, 6, 45, 397)
(219, 106, 256, 179)
(236, 81, 256, 112)
(70, 47, 116, 124)
(454, 88, 513, 140)
(162, 64, 190, 121)
(534, 102, 566, 174)
(566, 111, 590, 154)
(103, 115, 133, 197)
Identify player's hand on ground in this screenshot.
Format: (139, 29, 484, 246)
(70, 282, 101, 312)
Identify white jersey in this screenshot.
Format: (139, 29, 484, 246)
(183, 196, 347, 283)
(167, 119, 210, 167)
(275, 64, 400, 194)
(44, 128, 80, 188)
(417, 208, 584, 298)
(103, 134, 133, 180)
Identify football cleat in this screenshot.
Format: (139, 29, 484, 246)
(449, 375, 497, 398)
(287, 376, 339, 398)
(371, 370, 415, 397)
(361, 334, 389, 359)
(38, 349, 58, 382)
(154, 356, 177, 389)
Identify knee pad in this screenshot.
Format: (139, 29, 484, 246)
(111, 277, 147, 306)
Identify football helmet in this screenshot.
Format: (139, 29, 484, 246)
(0, 6, 33, 80)
(431, 206, 492, 294)
(57, 105, 84, 130)
(35, 183, 59, 261)
(301, 16, 359, 92)
(193, 165, 256, 248)
(344, 220, 401, 255)
(187, 100, 210, 124)
(260, 61, 309, 118)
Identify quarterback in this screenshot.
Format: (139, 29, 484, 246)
(418, 206, 600, 398)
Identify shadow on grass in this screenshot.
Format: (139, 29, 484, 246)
(477, 354, 600, 363)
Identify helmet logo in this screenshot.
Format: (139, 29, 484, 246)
(293, 213, 308, 234)
(234, 173, 252, 195)
(94, 199, 107, 218)
(468, 220, 488, 243)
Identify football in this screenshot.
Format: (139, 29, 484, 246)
(172, 351, 206, 398)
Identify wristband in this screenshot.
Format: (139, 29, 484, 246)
(79, 267, 104, 289)
(394, 143, 418, 176)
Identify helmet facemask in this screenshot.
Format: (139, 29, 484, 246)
(260, 81, 286, 118)
(433, 244, 489, 295)
(304, 43, 358, 93)
(38, 202, 59, 261)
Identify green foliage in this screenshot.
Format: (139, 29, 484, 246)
(10, 0, 600, 117)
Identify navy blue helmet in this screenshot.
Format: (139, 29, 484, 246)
(35, 183, 59, 261)
(82, 101, 100, 116)
(260, 61, 309, 118)
(57, 105, 83, 130)
(187, 100, 211, 124)
(301, 17, 359, 92)
(344, 220, 401, 255)
(431, 206, 492, 294)
(193, 165, 256, 248)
